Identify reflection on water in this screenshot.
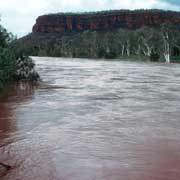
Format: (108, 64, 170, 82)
(0, 82, 37, 178)
(0, 82, 36, 134)
(0, 57, 180, 180)
(0, 102, 13, 135)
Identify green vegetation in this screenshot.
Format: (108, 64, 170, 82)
(0, 48, 15, 89)
(0, 21, 39, 90)
(15, 23, 180, 63)
(47, 9, 175, 16)
(0, 23, 16, 89)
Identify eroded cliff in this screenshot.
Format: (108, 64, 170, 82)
(32, 10, 180, 34)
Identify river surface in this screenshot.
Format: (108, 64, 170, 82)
(0, 57, 180, 180)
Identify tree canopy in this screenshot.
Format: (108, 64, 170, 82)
(15, 23, 180, 63)
(0, 20, 39, 89)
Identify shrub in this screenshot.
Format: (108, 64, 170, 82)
(0, 48, 16, 87)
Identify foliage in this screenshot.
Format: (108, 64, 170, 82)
(0, 21, 39, 90)
(0, 48, 16, 88)
(15, 23, 180, 63)
(14, 56, 40, 81)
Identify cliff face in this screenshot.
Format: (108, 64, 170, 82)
(32, 10, 180, 34)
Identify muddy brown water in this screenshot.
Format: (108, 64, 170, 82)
(0, 57, 180, 180)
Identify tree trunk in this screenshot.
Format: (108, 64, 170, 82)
(163, 32, 170, 63)
(126, 41, 130, 57)
(121, 45, 125, 56)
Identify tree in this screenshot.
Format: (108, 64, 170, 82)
(136, 27, 155, 57)
(159, 23, 178, 63)
(0, 19, 39, 89)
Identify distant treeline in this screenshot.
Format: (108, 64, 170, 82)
(46, 9, 172, 16)
(14, 23, 180, 63)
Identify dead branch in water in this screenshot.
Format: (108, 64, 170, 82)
(0, 162, 11, 170)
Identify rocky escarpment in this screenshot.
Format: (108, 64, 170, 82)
(33, 10, 180, 34)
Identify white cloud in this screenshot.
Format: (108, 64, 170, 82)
(0, 0, 179, 37)
(110, 0, 179, 10)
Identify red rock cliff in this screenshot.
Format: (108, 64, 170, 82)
(33, 10, 180, 33)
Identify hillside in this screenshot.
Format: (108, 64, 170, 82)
(32, 9, 180, 34)
(14, 9, 180, 63)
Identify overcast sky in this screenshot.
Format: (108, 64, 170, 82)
(0, 0, 180, 37)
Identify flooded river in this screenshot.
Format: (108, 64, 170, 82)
(0, 57, 180, 180)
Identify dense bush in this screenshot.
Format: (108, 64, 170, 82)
(0, 22, 39, 90)
(14, 56, 39, 81)
(0, 48, 16, 88)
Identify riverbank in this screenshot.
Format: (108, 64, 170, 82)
(0, 55, 40, 91)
